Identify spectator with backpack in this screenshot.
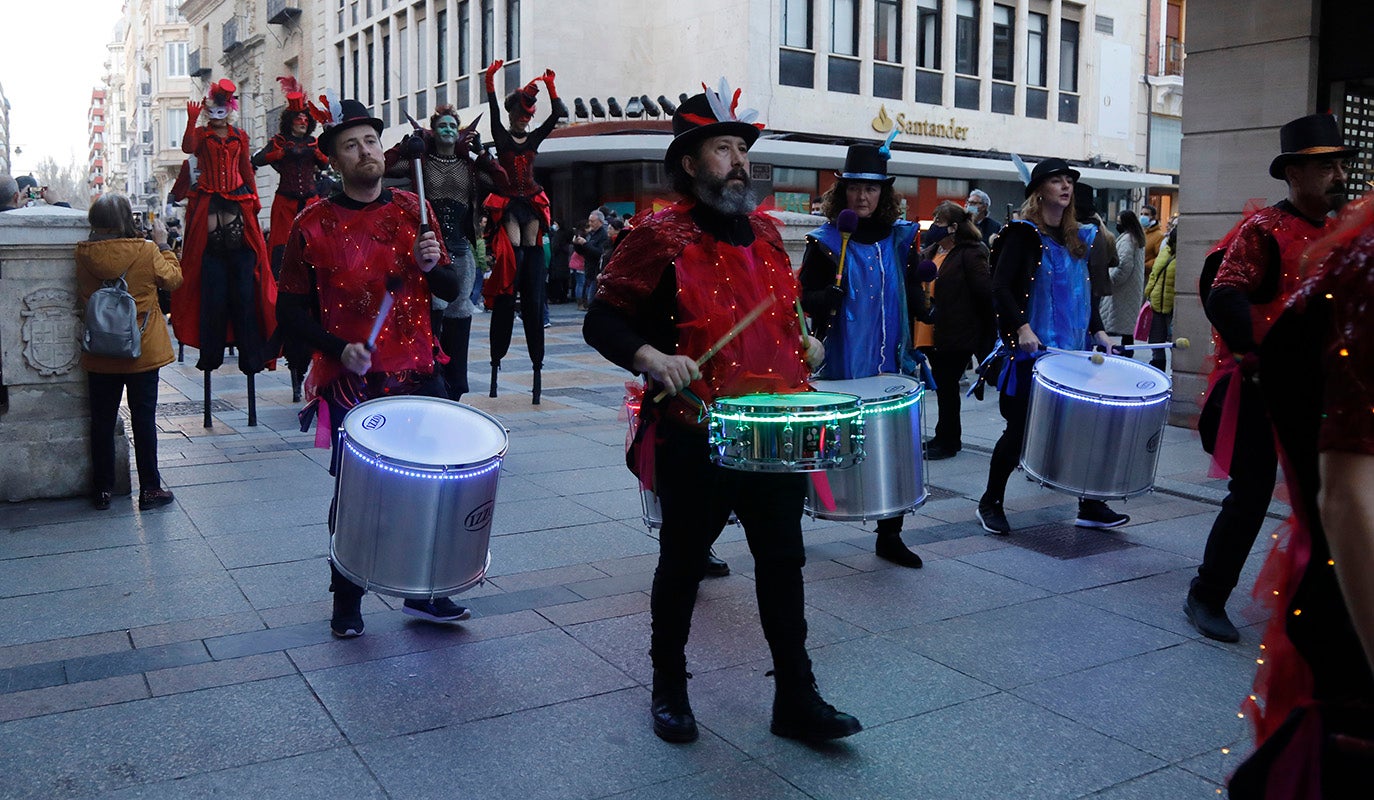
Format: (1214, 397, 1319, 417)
(75, 193, 183, 511)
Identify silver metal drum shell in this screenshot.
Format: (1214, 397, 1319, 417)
(709, 408, 864, 472)
(806, 391, 927, 520)
(331, 438, 501, 599)
(1020, 376, 1171, 500)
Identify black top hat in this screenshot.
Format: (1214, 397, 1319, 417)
(317, 98, 384, 157)
(836, 145, 894, 184)
(1025, 157, 1081, 198)
(663, 89, 762, 173)
(1268, 113, 1358, 179)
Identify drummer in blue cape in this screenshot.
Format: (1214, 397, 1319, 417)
(584, 81, 863, 744)
(799, 143, 968, 569)
(275, 95, 471, 638)
(975, 158, 1132, 535)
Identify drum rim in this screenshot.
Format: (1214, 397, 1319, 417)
(811, 373, 924, 406)
(341, 395, 511, 467)
(711, 391, 863, 419)
(1032, 355, 1172, 403)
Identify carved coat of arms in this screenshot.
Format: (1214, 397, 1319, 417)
(20, 288, 82, 377)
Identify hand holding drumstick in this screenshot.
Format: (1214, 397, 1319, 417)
(647, 296, 778, 403)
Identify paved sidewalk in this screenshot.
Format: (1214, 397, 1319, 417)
(0, 302, 1282, 799)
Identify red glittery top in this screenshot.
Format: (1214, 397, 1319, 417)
(279, 190, 449, 386)
(182, 125, 255, 197)
(1212, 204, 1327, 358)
(597, 202, 809, 427)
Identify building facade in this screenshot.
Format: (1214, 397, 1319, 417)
(331, 0, 1173, 227)
(0, 81, 10, 178)
(87, 90, 108, 204)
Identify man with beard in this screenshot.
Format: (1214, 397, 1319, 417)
(1186, 113, 1358, 643)
(276, 98, 464, 638)
(583, 84, 860, 745)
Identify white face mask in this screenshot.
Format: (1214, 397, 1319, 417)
(207, 106, 230, 120)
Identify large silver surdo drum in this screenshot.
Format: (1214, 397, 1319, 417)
(332, 396, 508, 599)
(1021, 353, 1171, 501)
(806, 374, 927, 520)
(623, 392, 738, 529)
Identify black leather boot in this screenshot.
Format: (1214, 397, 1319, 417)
(770, 666, 862, 741)
(489, 362, 499, 398)
(1185, 577, 1240, 642)
(532, 365, 542, 405)
(650, 670, 698, 743)
(875, 520, 923, 568)
(290, 367, 304, 404)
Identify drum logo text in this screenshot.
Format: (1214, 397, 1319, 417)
(465, 500, 495, 531)
(1147, 430, 1162, 453)
(1136, 380, 1157, 391)
(362, 414, 387, 431)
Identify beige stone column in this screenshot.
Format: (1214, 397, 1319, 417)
(0, 206, 131, 502)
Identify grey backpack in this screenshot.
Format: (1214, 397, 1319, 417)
(82, 270, 147, 359)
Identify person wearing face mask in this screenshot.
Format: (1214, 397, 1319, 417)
(798, 144, 926, 568)
(385, 104, 504, 401)
(1140, 204, 1164, 268)
(1099, 210, 1146, 350)
(174, 78, 275, 377)
(965, 188, 1001, 243)
(977, 158, 1127, 536)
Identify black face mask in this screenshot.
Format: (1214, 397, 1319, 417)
(1115, 223, 1125, 235)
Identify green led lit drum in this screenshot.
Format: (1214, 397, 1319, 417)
(707, 391, 864, 472)
(1021, 353, 1171, 500)
(332, 396, 508, 599)
(805, 374, 927, 520)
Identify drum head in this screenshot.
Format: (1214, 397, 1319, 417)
(1034, 353, 1171, 400)
(713, 391, 860, 415)
(342, 396, 508, 466)
(812, 374, 923, 404)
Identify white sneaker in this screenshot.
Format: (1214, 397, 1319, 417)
(471, 303, 485, 314)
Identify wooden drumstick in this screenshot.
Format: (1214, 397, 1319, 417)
(652, 295, 778, 403)
(1041, 345, 1105, 365)
(1114, 337, 1192, 353)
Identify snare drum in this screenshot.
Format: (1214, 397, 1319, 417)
(806, 374, 927, 520)
(708, 391, 864, 473)
(1021, 353, 1171, 500)
(332, 396, 508, 599)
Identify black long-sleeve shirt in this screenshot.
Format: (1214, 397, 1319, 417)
(991, 221, 1107, 340)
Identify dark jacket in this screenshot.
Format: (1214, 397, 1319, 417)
(574, 225, 609, 275)
(912, 240, 995, 355)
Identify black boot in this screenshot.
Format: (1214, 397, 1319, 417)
(290, 367, 304, 404)
(770, 666, 862, 741)
(489, 362, 499, 398)
(532, 365, 542, 405)
(1185, 577, 1240, 642)
(650, 669, 698, 743)
(874, 520, 922, 568)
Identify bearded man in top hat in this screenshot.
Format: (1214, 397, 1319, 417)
(275, 96, 466, 639)
(583, 81, 860, 745)
(797, 143, 926, 567)
(1186, 113, 1358, 644)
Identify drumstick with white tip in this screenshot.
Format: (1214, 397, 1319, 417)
(1116, 337, 1191, 353)
(364, 275, 405, 351)
(1040, 345, 1105, 365)
(652, 295, 778, 403)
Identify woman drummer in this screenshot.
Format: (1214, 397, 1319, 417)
(799, 144, 925, 568)
(976, 158, 1130, 535)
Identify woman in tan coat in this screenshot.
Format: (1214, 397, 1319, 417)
(76, 193, 183, 510)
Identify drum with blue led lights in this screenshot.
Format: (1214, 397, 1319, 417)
(708, 391, 864, 473)
(332, 396, 508, 599)
(806, 374, 927, 520)
(1021, 353, 1171, 501)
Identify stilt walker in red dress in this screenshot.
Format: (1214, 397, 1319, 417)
(171, 78, 276, 424)
(253, 77, 328, 401)
(482, 60, 566, 404)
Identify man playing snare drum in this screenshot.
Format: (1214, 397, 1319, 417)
(277, 96, 466, 638)
(583, 81, 860, 744)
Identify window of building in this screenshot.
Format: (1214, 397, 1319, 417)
(1026, 12, 1047, 87)
(399, 27, 409, 95)
(338, 0, 345, 31)
(507, 0, 520, 60)
(992, 6, 1013, 81)
(163, 1, 184, 22)
(437, 9, 448, 82)
(1148, 115, 1182, 173)
(916, 0, 940, 69)
(417, 19, 427, 91)
(1164, 0, 1183, 75)
(351, 42, 360, 99)
(459, 1, 471, 73)
(166, 108, 187, 148)
(382, 34, 391, 101)
(338, 46, 347, 96)
(366, 39, 375, 105)
(874, 0, 900, 63)
(830, 0, 858, 56)
(1058, 17, 1080, 122)
(166, 43, 188, 78)
(955, 0, 978, 75)
(481, 0, 494, 70)
(779, 0, 814, 89)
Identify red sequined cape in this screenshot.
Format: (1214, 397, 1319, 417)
(597, 201, 810, 427)
(278, 190, 450, 400)
(170, 124, 275, 353)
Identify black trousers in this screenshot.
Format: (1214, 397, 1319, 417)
(1195, 383, 1278, 603)
(328, 372, 450, 600)
(490, 245, 547, 370)
(929, 347, 973, 450)
(197, 245, 263, 373)
(651, 423, 810, 676)
(88, 370, 162, 494)
(438, 315, 473, 400)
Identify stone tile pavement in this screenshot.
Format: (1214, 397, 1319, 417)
(0, 302, 1286, 798)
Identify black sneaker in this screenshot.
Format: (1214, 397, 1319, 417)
(402, 597, 472, 622)
(1075, 500, 1130, 529)
(976, 499, 1012, 535)
(925, 442, 959, 460)
(331, 593, 364, 638)
(704, 548, 730, 578)
(93, 491, 112, 511)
